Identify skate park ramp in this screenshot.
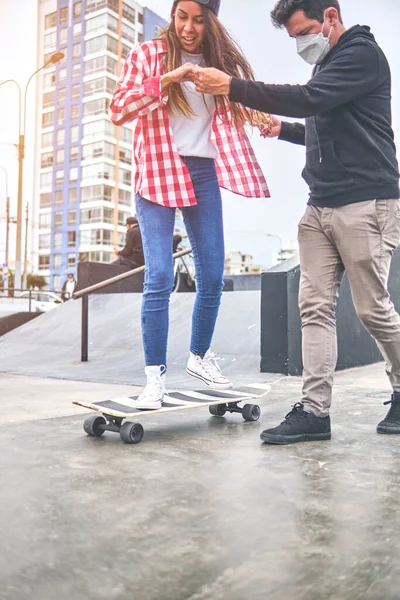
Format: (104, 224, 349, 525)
(0, 292, 268, 387)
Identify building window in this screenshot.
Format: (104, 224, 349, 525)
(57, 108, 66, 125)
(70, 147, 79, 162)
(81, 207, 102, 223)
(40, 172, 52, 187)
(40, 193, 52, 208)
(42, 112, 54, 128)
(119, 169, 131, 186)
(85, 35, 118, 56)
(68, 231, 77, 247)
(54, 212, 63, 227)
(73, 2, 82, 17)
(138, 33, 143, 44)
(82, 163, 113, 181)
(84, 77, 115, 97)
(84, 55, 117, 77)
(122, 3, 135, 22)
(69, 188, 77, 204)
(60, 7, 68, 25)
(45, 12, 57, 29)
(56, 149, 64, 165)
(81, 184, 113, 203)
(43, 91, 55, 108)
(72, 43, 81, 58)
(41, 152, 53, 168)
(138, 11, 143, 24)
(119, 189, 131, 206)
(82, 141, 115, 160)
(43, 72, 56, 88)
(71, 104, 80, 120)
(56, 129, 65, 146)
(39, 255, 50, 269)
(58, 87, 66, 104)
(83, 98, 108, 118)
(55, 190, 63, 205)
(44, 31, 57, 50)
(60, 27, 68, 45)
(71, 84, 80, 100)
(39, 213, 51, 228)
(73, 22, 82, 36)
(103, 208, 113, 223)
(122, 23, 135, 43)
(39, 234, 50, 249)
(72, 63, 81, 79)
(68, 253, 76, 267)
(53, 275, 61, 290)
(56, 170, 64, 185)
(70, 167, 78, 182)
(54, 232, 62, 249)
(59, 67, 67, 83)
(42, 132, 53, 148)
(68, 210, 77, 225)
(53, 254, 62, 269)
(83, 119, 115, 139)
(71, 125, 79, 143)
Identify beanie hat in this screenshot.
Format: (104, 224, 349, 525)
(194, 0, 221, 16)
(173, 0, 221, 17)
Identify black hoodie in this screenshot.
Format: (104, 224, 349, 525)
(229, 25, 400, 207)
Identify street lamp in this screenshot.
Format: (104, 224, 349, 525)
(265, 233, 283, 253)
(0, 51, 64, 293)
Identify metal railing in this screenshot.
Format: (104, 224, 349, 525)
(0, 288, 64, 313)
(72, 248, 193, 363)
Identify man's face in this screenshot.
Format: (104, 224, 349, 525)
(285, 9, 328, 39)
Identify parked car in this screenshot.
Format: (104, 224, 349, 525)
(20, 291, 64, 313)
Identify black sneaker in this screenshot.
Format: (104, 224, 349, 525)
(260, 403, 331, 445)
(377, 393, 400, 434)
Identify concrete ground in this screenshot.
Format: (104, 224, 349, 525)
(1, 364, 400, 600)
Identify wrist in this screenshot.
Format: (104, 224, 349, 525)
(160, 73, 171, 91)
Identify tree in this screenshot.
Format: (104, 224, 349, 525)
(27, 274, 47, 290)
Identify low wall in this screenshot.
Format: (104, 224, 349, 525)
(0, 312, 42, 337)
(261, 249, 400, 375)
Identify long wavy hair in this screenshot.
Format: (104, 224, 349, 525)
(157, 2, 272, 131)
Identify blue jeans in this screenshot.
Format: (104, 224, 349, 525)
(135, 157, 225, 367)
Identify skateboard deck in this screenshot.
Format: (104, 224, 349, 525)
(74, 383, 271, 444)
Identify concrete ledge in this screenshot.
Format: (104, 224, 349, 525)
(0, 312, 42, 337)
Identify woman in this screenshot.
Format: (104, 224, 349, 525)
(109, 0, 271, 409)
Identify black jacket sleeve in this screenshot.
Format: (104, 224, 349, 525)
(119, 227, 135, 257)
(278, 121, 305, 146)
(229, 40, 381, 119)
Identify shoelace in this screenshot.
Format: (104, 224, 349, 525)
(284, 402, 306, 423)
(201, 352, 224, 383)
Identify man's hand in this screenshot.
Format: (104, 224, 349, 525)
(259, 115, 282, 138)
(193, 68, 231, 96)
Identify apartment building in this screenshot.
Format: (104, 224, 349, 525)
(33, 0, 165, 290)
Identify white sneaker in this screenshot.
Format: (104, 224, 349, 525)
(135, 366, 166, 410)
(186, 350, 233, 391)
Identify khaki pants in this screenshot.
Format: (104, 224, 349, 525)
(299, 199, 400, 417)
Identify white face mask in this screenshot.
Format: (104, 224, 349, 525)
(296, 23, 333, 65)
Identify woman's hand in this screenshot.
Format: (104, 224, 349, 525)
(161, 64, 196, 90)
(259, 115, 282, 138)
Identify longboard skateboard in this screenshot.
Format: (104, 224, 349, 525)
(73, 383, 271, 444)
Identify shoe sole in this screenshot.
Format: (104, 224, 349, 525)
(186, 367, 233, 391)
(260, 432, 332, 445)
(377, 426, 400, 435)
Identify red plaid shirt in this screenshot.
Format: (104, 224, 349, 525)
(109, 39, 270, 208)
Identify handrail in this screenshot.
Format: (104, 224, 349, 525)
(73, 247, 193, 299)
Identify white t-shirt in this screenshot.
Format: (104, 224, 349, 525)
(169, 51, 218, 159)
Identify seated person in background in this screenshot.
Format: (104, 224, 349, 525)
(114, 216, 145, 269)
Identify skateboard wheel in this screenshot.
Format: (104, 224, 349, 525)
(242, 404, 261, 422)
(120, 422, 144, 444)
(209, 404, 227, 417)
(83, 414, 106, 437)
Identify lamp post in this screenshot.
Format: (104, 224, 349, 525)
(0, 51, 64, 293)
(0, 165, 10, 292)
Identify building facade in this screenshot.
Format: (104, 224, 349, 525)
(33, 0, 165, 290)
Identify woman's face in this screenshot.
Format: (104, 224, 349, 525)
(174, 1, 206, 54)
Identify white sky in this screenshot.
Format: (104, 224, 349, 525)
(0, 0, 399, 267)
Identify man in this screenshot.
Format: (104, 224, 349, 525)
(114, 216, 145, 270)
(61, 273, 77, 301)
(193, 0, 400, 444)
